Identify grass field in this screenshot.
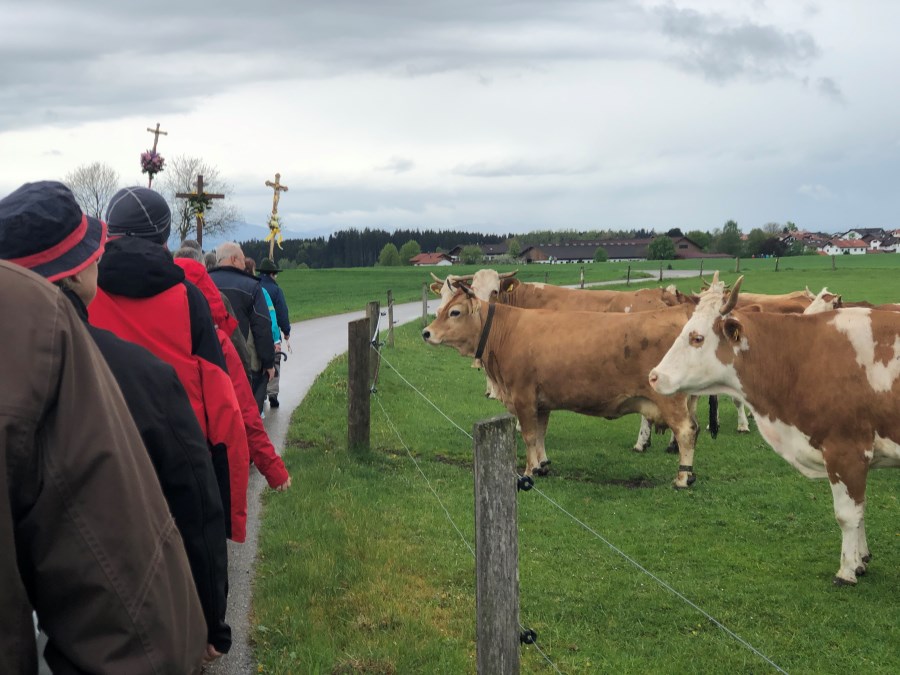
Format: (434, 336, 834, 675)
(276, 253, 900, 321)
(255, 259, 900, 674)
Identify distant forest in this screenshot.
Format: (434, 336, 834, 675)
(241, 227, 657, 269)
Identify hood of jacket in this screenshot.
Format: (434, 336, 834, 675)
(174, 258, 239, 336)
(98, 236, 184, 298)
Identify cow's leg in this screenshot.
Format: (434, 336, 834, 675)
(734, 397, 750, 433)
(536, 410, 552, 473)
(669, 396, 698, 454)
(664, 398, 699, 489)
(665, 432, 679, 454)
(633, 416, 652, 452)
(514, 407, 543, 477)
(829, 475, 868, 585)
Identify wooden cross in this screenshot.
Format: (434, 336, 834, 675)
(175, 174, 224, 248)
(146, 123, 168, 153)
(265, 172, 288, 214)
(265, 173, 289, 258)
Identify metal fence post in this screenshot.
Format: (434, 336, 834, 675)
(347, 318, 370, 452)
(366, 301, 380, 384)
(474, 414, 519, 674)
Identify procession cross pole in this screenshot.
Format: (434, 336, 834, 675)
(265, 172, 289, 259)
(144, 123, 168, 187)
(175, 174, 224, 248)
(147, 123, 168, 153)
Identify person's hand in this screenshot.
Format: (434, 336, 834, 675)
(274, 476, 292, 492)
(204, 644, 223, 663)
(266, 367, 276, 380)
(284, 336, 292, 353)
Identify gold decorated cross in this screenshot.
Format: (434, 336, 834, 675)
(146, 123, 168, 153)
(175, 174, 224, 248)
(265, 173, 289, 258)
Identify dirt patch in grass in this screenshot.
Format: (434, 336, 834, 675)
(331, 658, 396, 675)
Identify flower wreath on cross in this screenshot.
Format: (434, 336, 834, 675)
(265, 213, 284, 249)
(140, 150, 165, 177)
(187, 191, 214, 222)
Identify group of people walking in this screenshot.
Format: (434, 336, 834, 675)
(0, 181, 293, 673)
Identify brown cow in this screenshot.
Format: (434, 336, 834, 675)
(423, 288, 702, 488)
(649, 273, 900, 584)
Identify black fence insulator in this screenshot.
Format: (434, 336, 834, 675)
(517, 475, 534, 492)
(520, 629, 537, 645)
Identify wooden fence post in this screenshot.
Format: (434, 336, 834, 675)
(626, 265, 631, 285)
(474, 414, 519, 675)
(832, 255, 836, 271)
(422, 282, 429, 326)
(580, 265, 585, 289)
(699, 259, 704, 278)
(735, 256, 741, 273)
(775, 257, 780, 272)
(544, 271, 549, 284)
(387, 290, 395, 348)
(347, 318, 370, 452)
(659, 262, 663, 282)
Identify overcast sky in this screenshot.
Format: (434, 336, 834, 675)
(1, 0, 898, 236)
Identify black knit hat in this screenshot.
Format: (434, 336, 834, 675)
(105, 186, 171, 244)
(0, 181, 107, 282)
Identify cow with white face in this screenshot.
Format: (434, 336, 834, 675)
(649, 272, 900, 585)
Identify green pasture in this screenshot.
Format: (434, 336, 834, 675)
(256, 261, 900, 674)
(277, 253, 900, 321)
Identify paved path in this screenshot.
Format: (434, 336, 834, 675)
(206, 268, 698, 673)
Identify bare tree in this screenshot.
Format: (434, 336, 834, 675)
(63, 162, 120, 218)
(158, 155, 241, 243)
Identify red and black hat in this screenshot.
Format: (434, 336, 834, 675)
(0, 181, 107, 282)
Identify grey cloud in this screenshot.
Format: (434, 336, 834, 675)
(655, 5, 820, 82)
(453, 159, 597, 178)
(377, 157, 415, 173)
(816, 77, 844, 103)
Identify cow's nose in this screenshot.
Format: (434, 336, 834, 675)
(422, 329, 431, 341)
(648, 370, 659, 387)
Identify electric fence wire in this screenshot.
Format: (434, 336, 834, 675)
(373, 391, 563, 675)
(373, 344, 788, 675)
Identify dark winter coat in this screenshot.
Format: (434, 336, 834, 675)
(260, 273, 291, 338)
(209, 265, 276, 370)
(66, 288, 231, 653)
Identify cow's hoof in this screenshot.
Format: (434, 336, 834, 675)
(862, 553, 872, 563)
(665, 444, 679, 454)
(632, 445, 647, 453)
(540, 459, 552, 468)
(737, 429, 751, 434)
(832, 575, 857, 587)
(534, 465, 551, 477)
(687, 473, 697, 486)
(855, 565, 867, 576)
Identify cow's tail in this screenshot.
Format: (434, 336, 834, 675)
(708, 395, 719, 439)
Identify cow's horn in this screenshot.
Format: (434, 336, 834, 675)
(449, 274, 475, 284)
(498, 269, 519, 279)
(720, 275, 744, 315)
(430, 272, 443, 283)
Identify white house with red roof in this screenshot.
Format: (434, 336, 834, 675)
(410, 252, 453, 266)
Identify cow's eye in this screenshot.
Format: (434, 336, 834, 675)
(449, 309, 461, 317)
(689, 332, 704, 347)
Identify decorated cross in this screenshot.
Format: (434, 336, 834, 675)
(264, 172, 289, 258)
(175, 174, 224, 248)
(141, 122, 168, 188)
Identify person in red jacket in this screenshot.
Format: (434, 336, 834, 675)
(90, 187, 250, 543)
(174, 254, 292, 492)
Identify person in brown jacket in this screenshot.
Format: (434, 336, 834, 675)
(0, 259, 208, 674)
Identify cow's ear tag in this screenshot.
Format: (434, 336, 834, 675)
(500, 277, 520, 293)
(722, 317, 743, 343)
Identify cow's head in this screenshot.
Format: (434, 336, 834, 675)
(803, 287, 842, 315)
(422, 286, 483, 356)
(431, 269, 518, 310)
(430, 272, 474, 310)
(648, 272, 745, 397)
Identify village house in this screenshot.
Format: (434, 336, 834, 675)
(447, 242, 508, 263)
(821, 239, 868, 255)
(409, 252, 453, 266)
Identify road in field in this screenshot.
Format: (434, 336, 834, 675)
(207, 268, 700, 673)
